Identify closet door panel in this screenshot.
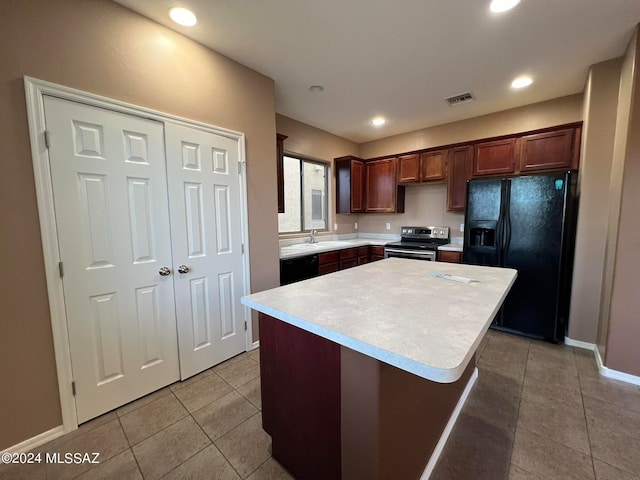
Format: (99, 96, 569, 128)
(43, 95, 179, 423)
(165, 123, 247, 379)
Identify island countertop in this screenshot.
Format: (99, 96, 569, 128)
(242, 258, 516, 383)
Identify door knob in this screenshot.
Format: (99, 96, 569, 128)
(159, 266, 171, 276)
(178, 265, 190, 274)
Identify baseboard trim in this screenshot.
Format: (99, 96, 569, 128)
(564, 336, 596, 351)
(593, 344, 605, 371)
(599, 361, 640, 386)
(1, 426, 65, 455)
(565, 336, 640, 386)
(251, 340, 260, 350)
(420, 367, 479, 480)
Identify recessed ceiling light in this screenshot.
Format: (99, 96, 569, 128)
(169, 7, 197, 26)
(490, 0, 521, 13)
(511, 76, 533, 89)
(371, 117, 387, 127)
(309, 85, 324, 93)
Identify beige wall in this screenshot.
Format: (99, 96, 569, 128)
(357, 95, 583, 237)
(568, 58, 622, 343)
(356, 184, 465, 237)
(0, 0, 278, 450)
(603, 31, 640, 375)
(359, 94, 583, 159)
(276, 114, 360, 235)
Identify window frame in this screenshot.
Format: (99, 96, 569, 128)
(278, 154, 330, 235)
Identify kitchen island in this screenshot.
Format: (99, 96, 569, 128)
(242, 258, 516, 479)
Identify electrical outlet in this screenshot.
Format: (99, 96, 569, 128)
(460, 223, 465, 232)
(334, 223, 338, 231)
(354, 222, 358, 230)
(386, 223, 391, 230)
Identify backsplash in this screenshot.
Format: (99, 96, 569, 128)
(279, 184, 464, 243)
(357, 183, 465, 237)
(279, 232, 400, 248)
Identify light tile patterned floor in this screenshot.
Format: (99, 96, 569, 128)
(2, 330, 640, 479)
(432, 330, 640, 480)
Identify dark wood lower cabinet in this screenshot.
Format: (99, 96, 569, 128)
(339, 248, 358, 270)
(259, 314, 341, 480)
(357, 246, 370, 265)
(438, 250, 462, 263)
(318, 251, 339, 275)
(259, 313, 474, 480)
(370, 245, 385, 262)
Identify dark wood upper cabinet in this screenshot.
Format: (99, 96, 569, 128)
(335, 156, 365, 213)
(447, 146, 472, 212)
(276, 134, 287, 213)
(397, 154, 420, 183)
(420, 150, 446, 181)
(398, 151, 445, 183)
(335, 123, 580, 216)
(351, 159, 364, 212)
(473, 138, 516, 177)
(365, 158, 405, 213)
(519, 127, 580, 173)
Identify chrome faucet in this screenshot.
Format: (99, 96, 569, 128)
(309, 229, 317, 243)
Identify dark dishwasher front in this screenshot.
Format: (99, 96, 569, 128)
(280, 254, 319, 285)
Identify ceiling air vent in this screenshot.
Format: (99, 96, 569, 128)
(445, 92, 475, 106)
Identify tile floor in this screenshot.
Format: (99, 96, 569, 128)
(2, 330, 640, 479)
(431, 329, 640, 480)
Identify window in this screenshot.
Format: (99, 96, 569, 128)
(278, 156, 328, 234)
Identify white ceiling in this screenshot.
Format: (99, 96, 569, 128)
(114, 0, 640, 143)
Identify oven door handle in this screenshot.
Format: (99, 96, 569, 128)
(384, 248, 435, 256)
(384, 248, 437, 260)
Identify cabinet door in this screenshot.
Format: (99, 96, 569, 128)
(335, 156, 364, 214)
(473, 138, 516, 176)
(319, 262, 339, 275)
(420, 150, 446, 181)
(339, 248, 358, 260)
(447, 146, 472, 212)
(351, 159, 365, 213)
(276, 134, 287, 213)
(438, 251, 462, 263)
(519, 128, 577, 173)
(357, 246, 370, 265)
(397, 154, 420, 183)
(369, 246, 385, 261)
(365, 158, 403, 213)
(319, 251, 339, 265)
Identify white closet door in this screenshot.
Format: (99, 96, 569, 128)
(165, 123, 247, 379)
(43, 96, 180, 423)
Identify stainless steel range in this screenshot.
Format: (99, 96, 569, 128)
(384, 226, 450, 261)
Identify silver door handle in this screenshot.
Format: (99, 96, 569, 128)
(159, 266, 171, 276)
(178, 265, 190, 274)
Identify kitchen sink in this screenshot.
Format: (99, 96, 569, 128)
(281, 240, 356, 253)
(314, 241, 353, 248)
(286, 243, 320, 250)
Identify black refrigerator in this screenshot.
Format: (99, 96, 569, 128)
(463, 171, 578, 343)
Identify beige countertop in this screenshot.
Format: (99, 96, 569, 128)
(280, 238, 389, 259)
(438, 243, 463, 252)
(242, 258, 516, 383)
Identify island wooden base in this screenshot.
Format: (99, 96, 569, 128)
(259, 313, 475, 480)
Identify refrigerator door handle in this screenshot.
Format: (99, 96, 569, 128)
(504, 179, 512, 259)
(496, 180, 506, 264)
